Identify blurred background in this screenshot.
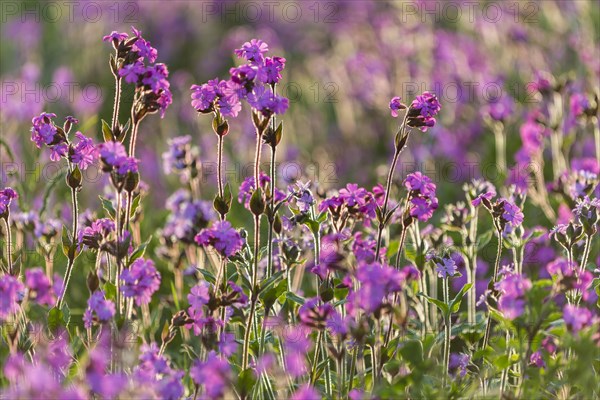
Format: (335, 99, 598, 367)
(1, 1, 598, 305)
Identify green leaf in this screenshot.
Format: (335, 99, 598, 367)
(260, 279, 287, 312)
(99, 196, 116, 218)
(61, 226, 71, 257)
(237, 368, 257, 399)
(285, 292, 305, 305)
(419, 293, 449, 316)
(103, 282, 117, 302)
(170, 281, 180, 310)
(129, 236, 152, 265)
(197, 269, 216, 285)
(259, 270, 285, 294)
(399, 339, 423, 366)
(477, 230, 494, 251)
(449, 283, 473, 314)
(48, 307, 66, 331)
(101, 119, 114, 141)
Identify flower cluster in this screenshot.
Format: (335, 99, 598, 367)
(495, 270, 532, 319)
(162, 189, 214, 244)
(120, 258, 161, 306)
(195, 220, 244, 258)
(191, 39, 288, 118)
(104, 26, 172, 118)
(0, 187, 18, 216)
(83, 291, 116, 328)
(30, 113, 98, 170)
(405, 91, 441, 131)
(404, 172, 439, 222)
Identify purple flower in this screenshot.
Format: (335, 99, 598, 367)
(529, 351, 545, 368)
(134, 343, 184, 400)
(120, 258, 161, 306)
(25, 268, 55, 306)
(520, 116, 545, 154)
(289, 181, 314, 213)
(195, 221, 244, 258)
(247, 85, 289, 117)
(234, 39, 269, 63)
(132, 36, 158, 64)
(404, 172, 436, 197)
(318, 195, 343, 213)
(389, 96, 407, 117)
(116, 156, 139, 175)
(449, 353, 470, 377)
(570, 93, 590, 118)
(31, 112, 59, 148)
(346, 262, 404, 316)
(299, 297, 335, 329)
(86, 333, 128, 398)
(290, 385, 321, 400)
(69, 132, 98, 170)
(563, 305, 593, 334)
(79, 218, 115, 249)
(188, 281, 210, 313)
(191, 79, 219, 113)
(409, 196, 438, 222)
(238, 172, 271, 209)
(407, 91, 441, 132)
(352, 233, 378, 263)
(102, 31, 128, 43)
(486, 95, 514, 121)
(0, 187, 18, 215)
(229, 64, 257, 85)
(502, 200, 524, 227)
(495, 273, 531, 319)
(84, 291, 115, 328)
(469, 180, 497, 207)
(436, 257, 458, 279)
(118, 61, 145, 84)
(142, 63, 170, 94)
(98, 141, 128, 167)
(339, 183, 368, 207)
(163, 190, 214, 243)
(190, 351, 231, 398)
(257, 56, 286, 84)
(0, 275, 24, 320)
(283, 326, 311, 377)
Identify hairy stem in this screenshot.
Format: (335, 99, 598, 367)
(482, 229, 503, 350)
(266, 145, 276, 279)
(111, 76, 122, 131)
(3, 217, 13, 274)
(442, 278, 451, 387)
(57, 186, 78, 309)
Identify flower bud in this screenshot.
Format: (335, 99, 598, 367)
(66, 167, 83, 190)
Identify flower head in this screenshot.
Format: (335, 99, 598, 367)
(120, 258, 161, 306)
(234, 39, 269, 63)
(389, 96, 407, 117)
(0, 187, 18, 216)
(195, 221, 244, 258)
(436, 257, 458, 279)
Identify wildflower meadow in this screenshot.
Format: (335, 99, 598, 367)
(0, 1, 599, 399)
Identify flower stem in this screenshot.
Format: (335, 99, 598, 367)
(57, 186, 78, 309)
(482, 229, 503, 350)
(266, 145, 276, 279)
(111, 76, 122, 131)
(3, 217, 13, 274)
(375, 113, 410, 257)
(128, 117, 141, 157)
(242, 130, 264, 370)
(442, 278, 451, 387)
